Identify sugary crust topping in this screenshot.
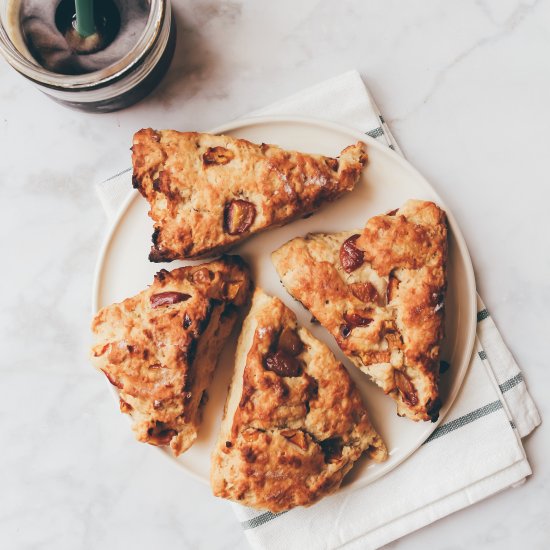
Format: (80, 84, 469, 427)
(131, 129, 367, 261)
(272, 200, 448, 422)
(91, 256, 251, 456)
(211, 290, 387, 512)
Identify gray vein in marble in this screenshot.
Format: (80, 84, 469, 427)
(0, 1, 547, 549)
(389, 0, 544, 124)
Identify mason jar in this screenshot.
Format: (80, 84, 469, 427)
(0, 0, 177, 112)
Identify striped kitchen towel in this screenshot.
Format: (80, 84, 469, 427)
(95, 70, 541, 550)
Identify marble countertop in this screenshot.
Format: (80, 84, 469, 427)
(0, 0, 548, 548)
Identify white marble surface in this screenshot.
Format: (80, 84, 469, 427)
(0, 0, 548, 548)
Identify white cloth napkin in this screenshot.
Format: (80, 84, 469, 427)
(95, 70, 541, 550)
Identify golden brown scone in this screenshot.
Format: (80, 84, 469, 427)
(131, 129, 367, 262)
(91, 256, 251, 456)
(272, 200, 447, 422)
(211, 289, 387, 512)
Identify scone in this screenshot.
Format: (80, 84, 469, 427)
(131, 129, 367, 261)
(211, 289, 387, 512)
(272, 200, 447, 422)
(91, 256, 251, 456)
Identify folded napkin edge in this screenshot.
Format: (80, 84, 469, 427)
(339, 458, 532, 550)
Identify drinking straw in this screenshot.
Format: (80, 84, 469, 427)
(74, 0, 96, 37)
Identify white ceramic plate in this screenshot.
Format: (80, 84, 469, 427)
(93, 116, 477, 491)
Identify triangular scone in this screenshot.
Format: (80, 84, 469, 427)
(131, 129, 367, 262)
(91, 256, 251, 456)
(272, 200, 447, 422)
(211, 290, 387, 512)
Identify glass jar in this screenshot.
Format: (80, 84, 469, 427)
(0, 0, 176, 112)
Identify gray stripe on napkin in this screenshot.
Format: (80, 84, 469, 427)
(241, 511, 287, 530)
(424, 400, 504, 444)
(366, 127, 384, 138)
(499, 373, 524, 394)
(424, 370, 523, 445)
(477, 309, 489, 322)
(477, 349, 525, 394)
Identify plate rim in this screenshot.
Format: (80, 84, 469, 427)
(91, 114, 477, 489)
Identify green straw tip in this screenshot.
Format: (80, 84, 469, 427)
(74, 0, 96, 38)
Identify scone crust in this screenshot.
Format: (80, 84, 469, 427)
(272, 200, 447, 422)
(211, 290, 387, 512)
(131, 129, 366, 261)
(91, 256, 251, 456)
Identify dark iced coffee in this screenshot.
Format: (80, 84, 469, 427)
(2, 0, 176, 112)
(15, 0, 149, 74)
